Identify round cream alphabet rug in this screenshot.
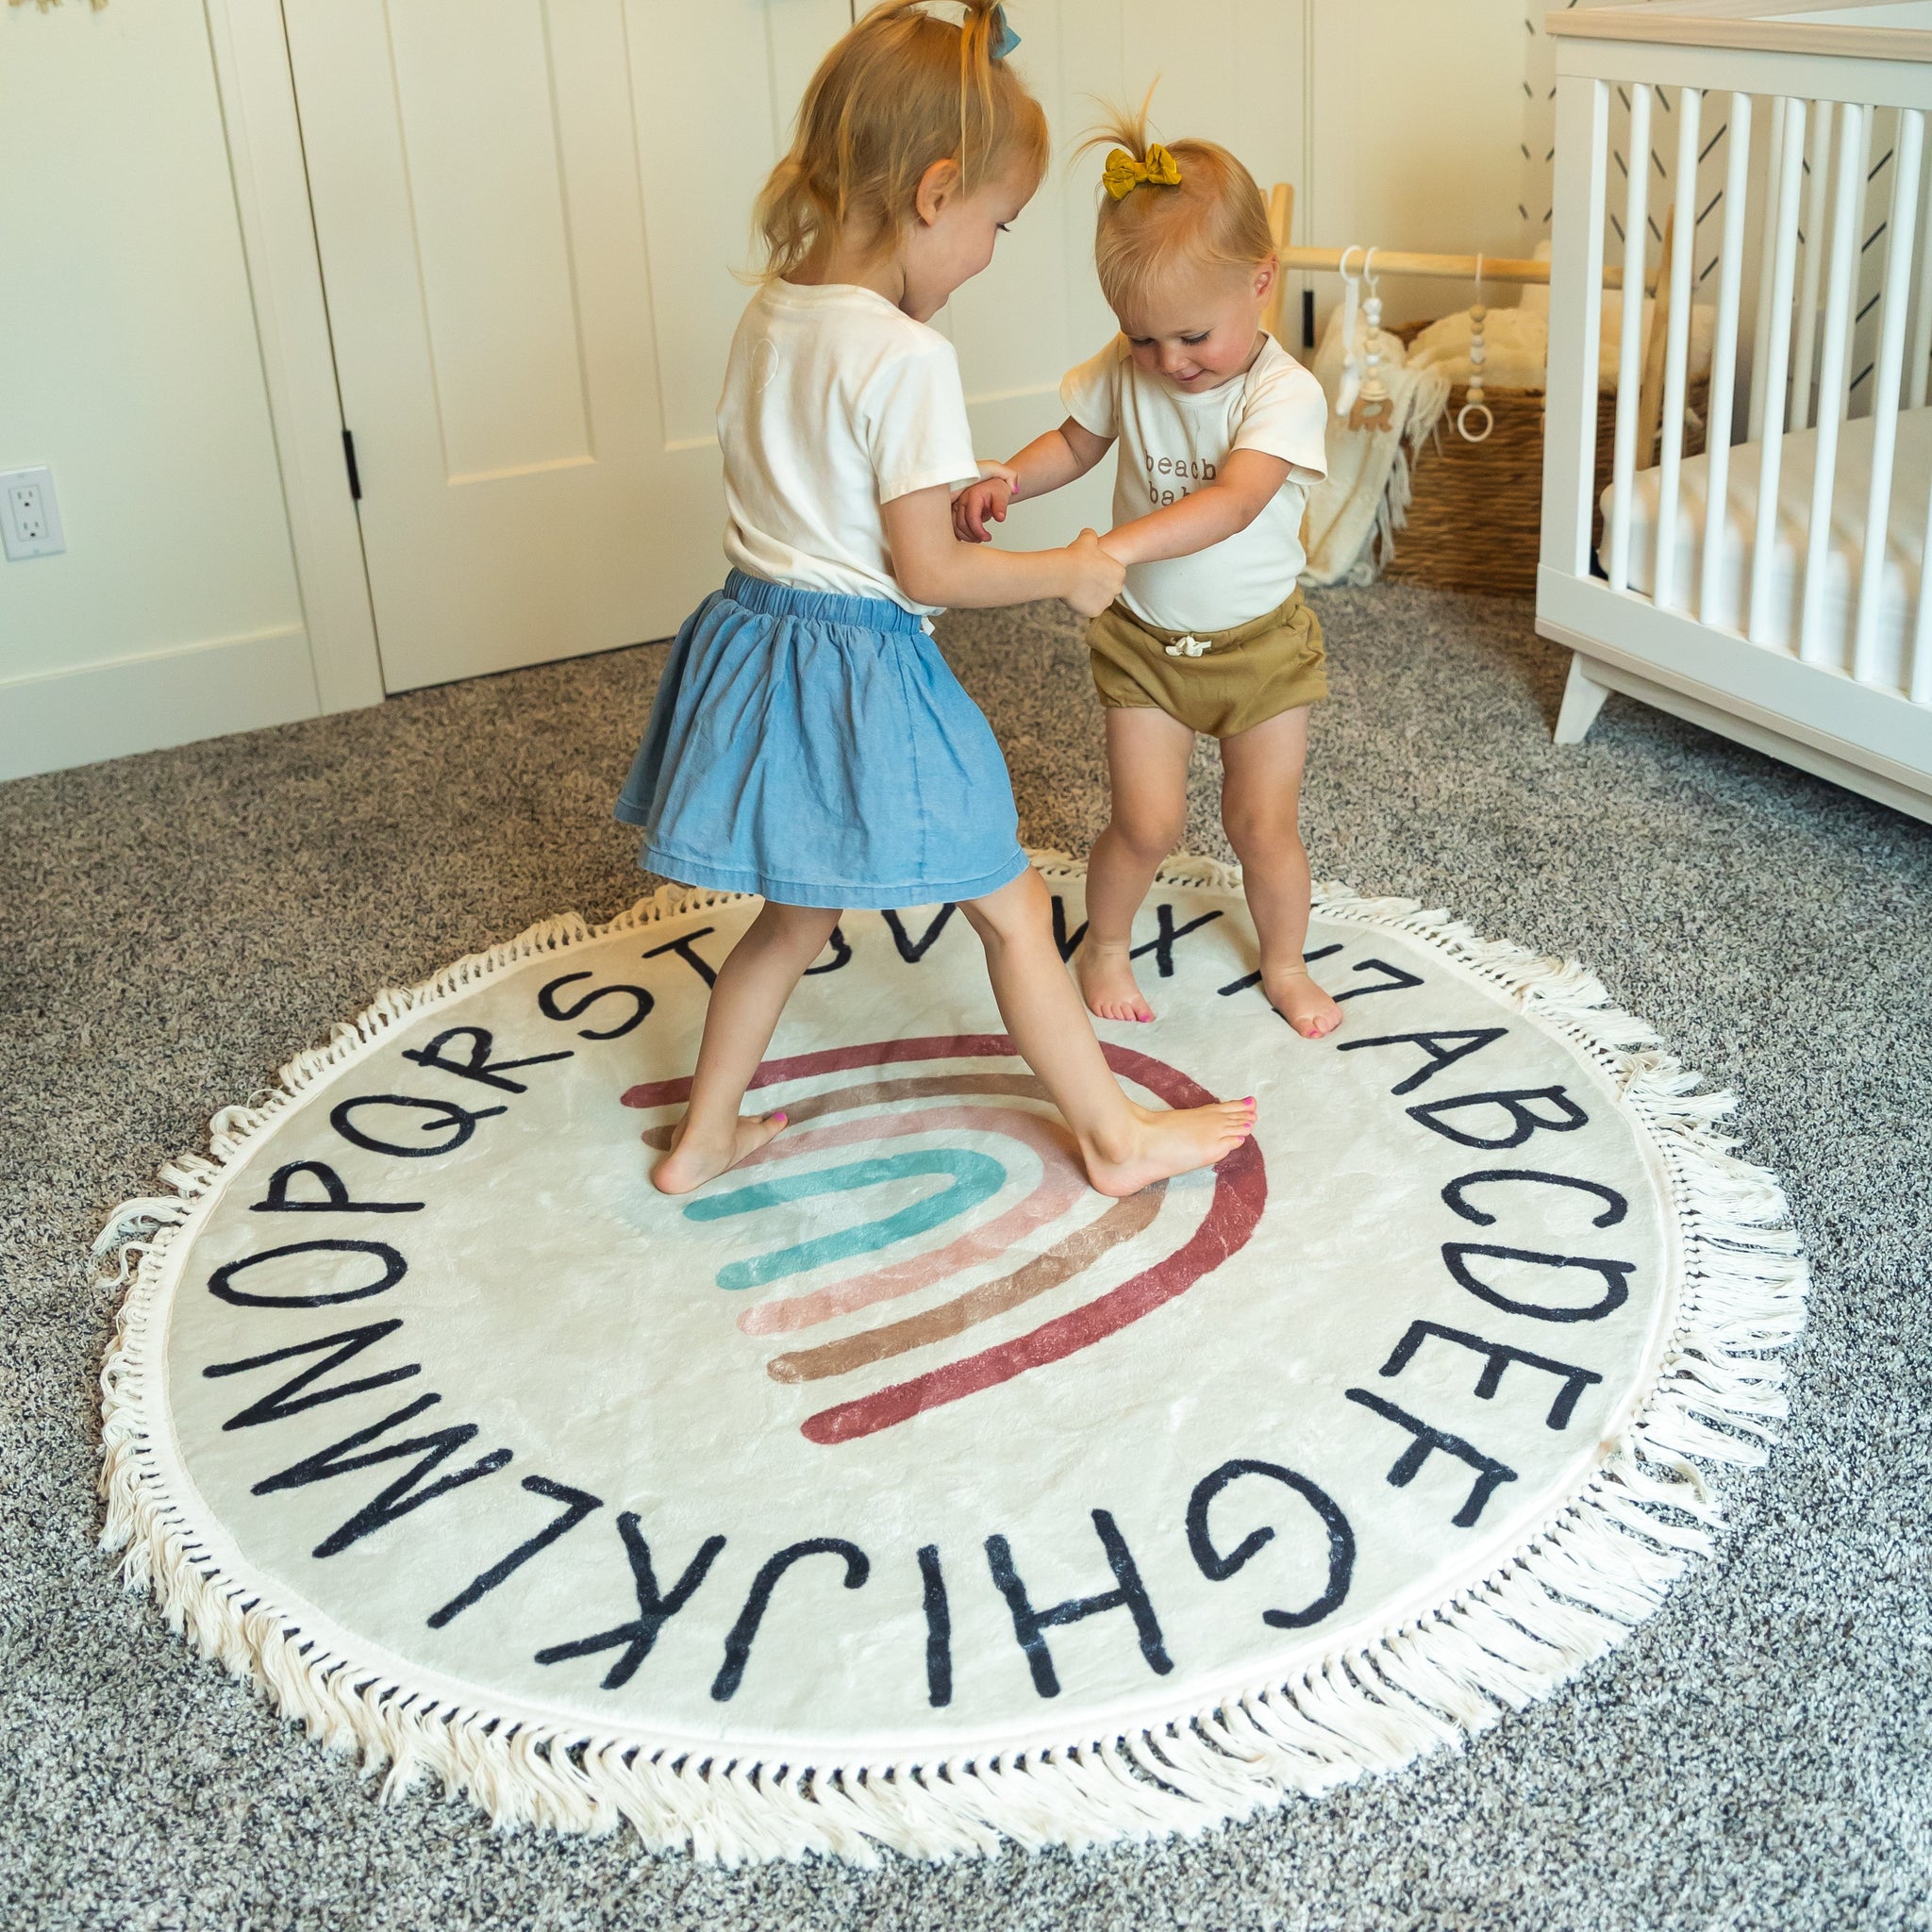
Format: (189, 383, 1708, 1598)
(97, 857, 1805, 1861)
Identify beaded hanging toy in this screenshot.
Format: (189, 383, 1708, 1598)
(1345, 247, 1396, 433)
(1457, 254, 1495, 443)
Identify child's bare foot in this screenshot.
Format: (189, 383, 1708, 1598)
(651, 1110, 790, 1194)
(1076, 939, 1155, 1023)
(1080, 1098, 1257, 1198)
(1265, 962, 1343, 1040)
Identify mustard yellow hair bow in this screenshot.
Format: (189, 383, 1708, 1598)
(1102, 142, 1182, 201)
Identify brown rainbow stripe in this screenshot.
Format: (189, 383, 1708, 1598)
(766, 1183, 1165, 1383)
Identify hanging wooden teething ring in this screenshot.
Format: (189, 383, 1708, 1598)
(1456, 253, 1494, 442)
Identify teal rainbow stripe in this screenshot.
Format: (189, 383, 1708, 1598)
(685, 1149, 1006, 1291)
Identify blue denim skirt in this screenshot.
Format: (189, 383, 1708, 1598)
(615, 571, 1029, 910)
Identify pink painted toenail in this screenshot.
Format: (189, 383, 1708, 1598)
(772, 1110, 788, 1124)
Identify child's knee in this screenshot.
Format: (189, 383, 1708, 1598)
(1109, 807, 1186, 863)
(1224, 803, 1302, 860)
(960, 867, 1048, 945)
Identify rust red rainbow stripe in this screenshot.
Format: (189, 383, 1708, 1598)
(622, 1035, 1267, 1444)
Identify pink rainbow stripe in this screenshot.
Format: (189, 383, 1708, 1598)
(799, 1041, 1266, 1444)
(735, 1105, 1088, 1338)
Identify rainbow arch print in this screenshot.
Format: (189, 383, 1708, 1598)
(622, 1035, 1267, 1445)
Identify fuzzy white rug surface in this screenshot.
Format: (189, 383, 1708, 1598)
(96, 856, 1804, 1863)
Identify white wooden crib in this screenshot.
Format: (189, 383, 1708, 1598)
(1537, 0, 1932, 823)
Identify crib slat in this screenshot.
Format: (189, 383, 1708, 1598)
(1635, 206, 1678, 475)
(1701, 94, 1754, 626)
(1790, 100, 1836, 433)
(1841, 106, 1875, 426)
(1908, 132, 1932, 413)
(1654, 91, 1703, 611)
(1542, 75, 1612, 580)
(1750, 98, 1807, 646)
(1607, 83, 1653, 593)
(1854, 110, 1923, 689)
(1799, 104, 1868, 668)
(1748, 96, 1788, 443)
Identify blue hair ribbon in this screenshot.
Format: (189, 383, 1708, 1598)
(991, 4, 1020, 58)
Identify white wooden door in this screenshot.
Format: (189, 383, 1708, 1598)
(284, 0, 853, 691)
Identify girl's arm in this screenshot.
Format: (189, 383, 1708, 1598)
(1098, 449, 1292, 567)
(956, 419, 1114, 542)
(884, 483, 1123, 615)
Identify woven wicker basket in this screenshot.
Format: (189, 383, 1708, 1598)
(1377, 319, 1707, 598)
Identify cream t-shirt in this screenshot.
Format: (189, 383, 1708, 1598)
(1060, 332, 1329, 633)
(718, 281, 980, 614)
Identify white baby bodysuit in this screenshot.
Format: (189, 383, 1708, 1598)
(1060, 332, 1328, 634)
(720, 280, 980, 614)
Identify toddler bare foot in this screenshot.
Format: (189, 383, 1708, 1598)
(1081, 1098, 1257, 1198)
(651, 1110, 790, 1194)
(1264, 961, 1343, 1040)
(1076, 939, 1155, 1023)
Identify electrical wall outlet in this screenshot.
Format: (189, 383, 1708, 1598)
(1, 466, 66, 560)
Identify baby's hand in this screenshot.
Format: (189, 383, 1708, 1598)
(1061, 528, 1125, 619)
(953, 476, 1012, 543)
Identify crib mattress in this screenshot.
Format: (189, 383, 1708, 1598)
(1604, 406, 1929, 691)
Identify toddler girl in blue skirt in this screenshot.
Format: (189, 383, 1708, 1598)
(617, 0, 1255, 1198)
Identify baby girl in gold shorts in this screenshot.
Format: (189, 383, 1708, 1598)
(956, 102, 1339, 1037)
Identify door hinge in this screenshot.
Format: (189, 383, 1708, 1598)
(341, 428, 362, 502)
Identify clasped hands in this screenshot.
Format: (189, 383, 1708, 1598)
(951, 463, 1124, 618)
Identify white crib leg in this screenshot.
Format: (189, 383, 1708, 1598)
(1554, 657, 1612, 744)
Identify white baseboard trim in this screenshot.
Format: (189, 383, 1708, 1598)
(0, 625, 321, 782)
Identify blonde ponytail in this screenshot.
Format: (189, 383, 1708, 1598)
(755, 1, 1049, 280)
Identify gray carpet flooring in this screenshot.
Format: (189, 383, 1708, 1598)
(3, 583, 1927, 1931)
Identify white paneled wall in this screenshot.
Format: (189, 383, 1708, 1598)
(0, 2, 318, 782)
(1305, 0, 1530, 329)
